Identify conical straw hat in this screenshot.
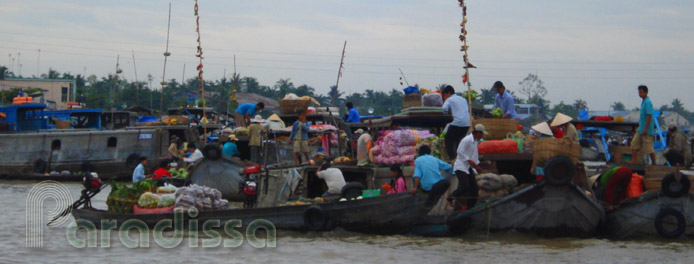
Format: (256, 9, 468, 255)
(531, 122, 553, 136)
(551, 112, 573, 127)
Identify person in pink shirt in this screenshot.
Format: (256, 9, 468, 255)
(387, 165, 408, 194)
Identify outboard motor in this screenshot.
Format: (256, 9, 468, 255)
(81, 172, 102, 208)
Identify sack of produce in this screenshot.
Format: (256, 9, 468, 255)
(137, 192, 160, 208)
(158, 194, 175, 207)
(499, 174, 518, 189)
(107, 183, 140, 214)
(421, 93, 443, 107)
(478, 140, 518, 155)
(476, 173, 503, 191)
(157, 183, 177, 194)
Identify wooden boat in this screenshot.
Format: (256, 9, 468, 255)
(447, 182, 604, 237)
(71, 192, 435, 233)
(447, 156, 605, 238)
(606, 173, 694, 239)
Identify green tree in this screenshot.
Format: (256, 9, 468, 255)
(611, 101, 626, 111)
(573, 99, 588, 111)
(479, 87, 496, 105)
(518, 73, 547, 102)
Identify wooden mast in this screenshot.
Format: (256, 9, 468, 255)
(332, 41, 347, 106)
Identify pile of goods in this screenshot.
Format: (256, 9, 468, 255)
(462, 90, 478, 103)
(491, 108, 503, 118)
(478, 140, 518, 155)
(174, 184, 230, 211)
(279, 93, 320, 114)
(133, 183, 180, 214)
(106, 180, 157, 214)
(168, 168, 189, 179)
(476, 173, 518, 202)
(370, 129, 436, 165)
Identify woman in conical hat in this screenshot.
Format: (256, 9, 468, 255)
(264, 113, 285, 129)
(551, 112, 579, 143)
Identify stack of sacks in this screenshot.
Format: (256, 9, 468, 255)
(174, 184, 230, 211)
(370, 129, 435, 165)
(476, 173, 518, 202)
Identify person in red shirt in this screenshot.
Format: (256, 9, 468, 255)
(152, 160, 172, 179)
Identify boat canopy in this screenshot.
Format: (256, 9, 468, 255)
(0, 103, 48, 131)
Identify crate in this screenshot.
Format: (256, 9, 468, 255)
(643, 165, 694, 192)
(403, 94, 422, 109)
(279, 99, 311, 115)
(612, 146, 632, 163)
(362, 189, 381, 198)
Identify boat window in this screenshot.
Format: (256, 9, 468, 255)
(51, 140, 61, 150)
(107, 137, 117, 147)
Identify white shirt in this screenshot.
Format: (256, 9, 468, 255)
(317, 168, 347, 194)
(454, 134, 479, 173)
(184, 149, 204, 163)
(442, 94, 471, 127)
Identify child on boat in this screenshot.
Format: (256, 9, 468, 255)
(152, 160, 171, 179)
(387, 165, 407, 194)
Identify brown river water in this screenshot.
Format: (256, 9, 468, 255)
(1, 180, 692, 263)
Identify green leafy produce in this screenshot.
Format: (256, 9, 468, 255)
(462, 90, 478, 102)
(491, 108, 503, 117)
(133, 180, 154, 193)
(137, 192, 159, 208)
(158, 194, 175, 207)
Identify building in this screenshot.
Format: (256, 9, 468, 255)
(0, 78, 76, 110)
(661, 111, 690, 129)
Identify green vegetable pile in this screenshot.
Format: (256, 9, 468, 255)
(158, 194, 175, 207)
(137, 192, 159, 208)
(168, 168, 189, 179)
(491, 108, 503, 118)
(461, 90, 478, 102)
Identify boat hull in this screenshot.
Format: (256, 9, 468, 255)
(606, 191, 694, 239)
(448, 182, 605, 237)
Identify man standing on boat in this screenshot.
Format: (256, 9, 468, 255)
(132, 156, 148, 183)
(410, 145, 452, 205)
(630, 85, 656, 165)
(344, 102, 361, 123)
(441, 85, 470, 161)
(448, 124, 487, 211)
(492, 81, 517, 119)
(234, 102, 265, 127)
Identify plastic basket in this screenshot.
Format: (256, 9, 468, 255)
(362, 189, 381, 198)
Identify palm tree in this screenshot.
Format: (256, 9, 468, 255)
(329, 85, 344, 106)
(0, 66, 13, 80)
(611, 102, 626, 111)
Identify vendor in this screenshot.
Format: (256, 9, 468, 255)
(264, 113, 285, 130)
(315, 159, 347, 200)
(183, 143, 203, 163)
(355, 129, 373, 166)
(442, 85, 471, 161)
(551, 112, 579, 143)
(167, 135, 182, 161)
(529, 122, 555, 178)
(132, 156, 148, 183)
(290, 110, 311, 164)
(449, 124, 487, 211)
(223, 134, 240, 158)
(665, 126, 692, 168)
(410, 145, 452, 205)
(152, 160, 172, 179)
(344, 102, 361, 123)
(248, 115, 266, 164)
(234, 102, 265, 127)
(492, 81, 518, 119)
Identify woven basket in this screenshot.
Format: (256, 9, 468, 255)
(473, 118, 519, 140)
(106, 196, 138, 214)
(279, 99, 311, 115)
(403, 94, 423, 109)
(532, 137, 581, 166)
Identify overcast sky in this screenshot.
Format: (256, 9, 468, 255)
(1, 0, 692, 110)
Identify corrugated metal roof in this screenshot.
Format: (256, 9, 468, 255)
(236, 92, 279, 108)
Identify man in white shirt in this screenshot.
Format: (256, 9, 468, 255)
(441, 85, 471, 161)
(315, 160, 347, 200)
(183, 143, 204, 163)
(448, 124, 487, 211)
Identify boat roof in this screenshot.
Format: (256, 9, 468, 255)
(0, 103, 47, 112)
(44, 109, 104, 115)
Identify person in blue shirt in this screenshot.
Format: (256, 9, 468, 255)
(630, 85, 656, 165)
(222, 134, 240, 158)
(410, 145, 452, 205)
(492, 81, 518, 119)
(344, 102, 361, 123)
(290, 110, 311, 164)
(234, 102, 265, 127)
(441, 85, 470, 161)
(132, 156, 148, 183)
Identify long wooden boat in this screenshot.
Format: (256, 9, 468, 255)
(447, 181, 605, 237)
(71, 192, 434, 234)
(606, 191, 694, 239)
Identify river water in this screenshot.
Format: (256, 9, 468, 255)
(1, 180, 692, 263)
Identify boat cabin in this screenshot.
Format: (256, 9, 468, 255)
(102, 111, 138, 129)
(0, 103, 48, 132)
(42, 109, 104, 129)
